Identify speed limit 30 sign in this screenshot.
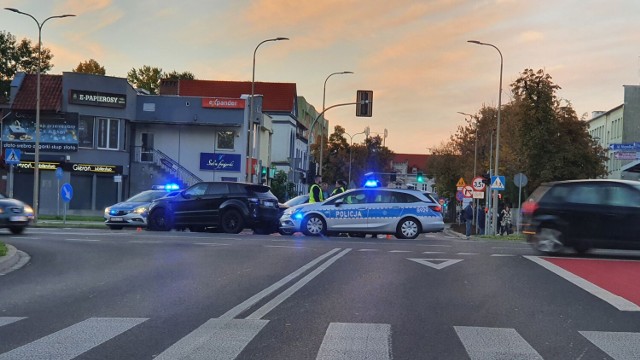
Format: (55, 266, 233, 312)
(472, 176, 486, 191)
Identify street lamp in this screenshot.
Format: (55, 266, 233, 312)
(248, 36, 288, 183)
(346, 127, 369, 186)
(5, 8, 75, 223)
(468, 40, 503, 235)
(320, 71, 353, 176)
(458, 111, 477, 232)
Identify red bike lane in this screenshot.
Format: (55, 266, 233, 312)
(526, 256, 640, 311)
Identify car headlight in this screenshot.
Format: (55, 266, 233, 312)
(24, 205, 33, 217)
(133, 205, 148, 214)
(104, 207, 111, 215)
(283, 208, 294, 216)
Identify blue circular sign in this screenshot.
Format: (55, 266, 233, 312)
(456, 190, 464, 202)
(61, 183, 73, 202)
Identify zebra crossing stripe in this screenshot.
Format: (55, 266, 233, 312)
(316, 323, 391, 360)
(0, 317, 25, 327)
(155, 319, 268, 360)
(580, 331, 640, 360)
(454, 326, 543, 360)
(0, 317, 147, 360)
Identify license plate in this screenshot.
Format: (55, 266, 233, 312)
(10, 216, 27, 222)
(109, 217, 123, 222)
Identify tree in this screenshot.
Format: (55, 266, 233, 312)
(13, 38, 53, 74)
(73, 59, 106, 75)
(164, 70, 195, 80)
(0, 31, 53, 102)
(127, 65, 163, 94)
(269, 170, 295, 202)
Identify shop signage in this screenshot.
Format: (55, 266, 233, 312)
(67, 163, 121, 174)
(16, 162, 60, 170)
(2, 116, 79, 152)
(201, 97, 246, 109)
(69, 90, 126, 108)
(200, 153, 241, 172)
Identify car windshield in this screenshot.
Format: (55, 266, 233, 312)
(125, 190, 167, 202)
(284, 195, 309, 207)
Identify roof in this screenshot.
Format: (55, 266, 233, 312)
(172, 80, 297, 113)
(392, 153, 430, 170)
(11, 74, 63, 112)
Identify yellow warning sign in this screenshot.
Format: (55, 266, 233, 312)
(456, 177, 466, 187)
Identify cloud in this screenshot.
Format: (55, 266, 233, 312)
(518, 31, 544, 43)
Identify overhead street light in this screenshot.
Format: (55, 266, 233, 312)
(319, 71, 353, 176)
(468, 39, 503, 235)
(5, 7, 75, 223)
(248, 37, 289, 183)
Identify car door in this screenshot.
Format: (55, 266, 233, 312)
(563, 183, 606, 243)
(366, 190, 405, 232)
(600, 183, 640, 248)
(327, 190, 369, 232)
(172, 183, 210, 225)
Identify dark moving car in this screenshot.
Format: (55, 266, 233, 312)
(0, 194, 33, 234)
(146, 182, 279, 234)
(522, 179, 640, 254)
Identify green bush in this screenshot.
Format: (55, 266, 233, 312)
(0, 242, 6, 257)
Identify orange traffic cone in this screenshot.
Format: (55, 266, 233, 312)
(386, 234, 392, 240)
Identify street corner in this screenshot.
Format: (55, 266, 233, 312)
(0, 244, 30, 275)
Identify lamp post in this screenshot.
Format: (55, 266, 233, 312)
(458, 111, 477, 232)
(248, 37, 288, 183)
(468, 40, 503, 235)
(320, 71, 353, 176)
(346, 127, 369, 186)
(5, 8, 75, 223)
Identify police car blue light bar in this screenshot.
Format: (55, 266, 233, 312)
(364, 179, 380, 188)
(151, 183, 181, 191)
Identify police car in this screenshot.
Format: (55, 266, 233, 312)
(104, 184, 180, 230)
(279, 186, 444, 239)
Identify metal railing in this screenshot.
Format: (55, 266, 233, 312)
(134, 147, 203, 187)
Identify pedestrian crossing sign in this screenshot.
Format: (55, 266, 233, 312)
(5, 149, 21, 165)
(491, 175, 505, 190)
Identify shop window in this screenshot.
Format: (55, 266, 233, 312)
(97, 118, 120, 150)
(217, 131, 235, 150)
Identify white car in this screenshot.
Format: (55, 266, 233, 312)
(279, 187, 444, 239)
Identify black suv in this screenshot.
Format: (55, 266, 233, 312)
(522, 179, 640, 254)
(146, 182, 279, 234)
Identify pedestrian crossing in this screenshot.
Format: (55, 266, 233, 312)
(1, 316, 639, 359)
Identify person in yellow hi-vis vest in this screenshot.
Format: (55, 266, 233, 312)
(309, 175, 324, 203)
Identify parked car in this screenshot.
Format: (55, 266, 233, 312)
(104, 189, 179, 230)
(275, 194, 310, 235)
(0, 194, 33, 234)
(280, 187, 444, 239)
(522, 179, 640, 254)
(147, 181, 279, 234)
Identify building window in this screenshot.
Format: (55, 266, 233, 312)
(216, 131, 234, 150)
(78, 116, 94, 149)
(97, 118, 120, 150)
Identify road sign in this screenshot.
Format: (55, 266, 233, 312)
(456, 177, 466, 188)
(472, 176, 486, 191)
(456, 190, 464, 202)
(514, 173, 528, 188)
(61, 183, 73, 203)
(472, 191, 485, 199)
(5, 149, 21, 165)
(491, 176, 506, 190)
(608, 143, 640, 151)
(463, 185, 474, 198)
(55, 167, 63, 180)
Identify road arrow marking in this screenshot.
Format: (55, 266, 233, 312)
(407, 258, 463, 270)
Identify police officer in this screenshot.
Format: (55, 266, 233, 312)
(309, 175, 324, 203)
(331, 179, 346, 196)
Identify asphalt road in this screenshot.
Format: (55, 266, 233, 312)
(1, 228, 639, 359)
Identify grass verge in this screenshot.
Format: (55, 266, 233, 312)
(0, 242, 7, 257)
(39, 215, 105, 222)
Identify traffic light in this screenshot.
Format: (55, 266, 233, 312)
(417, 171, 424, 183)
(260, 166, 267, 183)
(481, 173, 490, 185)
(356, 90, 373, 117)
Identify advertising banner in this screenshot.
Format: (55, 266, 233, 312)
(200, 153, 241, 172)
(2, 115, 79, 152)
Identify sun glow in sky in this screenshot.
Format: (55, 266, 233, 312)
(4, 0, 640, 154)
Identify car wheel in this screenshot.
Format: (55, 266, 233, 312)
(9, 226, 25, 235)
(535, 226, 564, 254)
(147, 208, 172, 231)
(396, 217, 421, 239)
(108, 225, 124, 230)
(302, 215, 326, 236)
(221, 209, 244, 234)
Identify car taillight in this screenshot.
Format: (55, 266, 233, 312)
(521, 201, 538, 215)
(429, 205, 442, 213)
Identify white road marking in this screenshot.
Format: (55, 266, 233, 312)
(219, 248, 342, 319)
(580, 331, 640, 360)
(0, 317, 25, 327)
(263, 245, 306, 249)
(10, 237, 40, 240)
(246, 248, 352, 319)
(316, 323, 391, 360)
(155, 319, 268, 360)
(491, 254, 516, 257)
(0, 317, 147, 360)
(357, 249, 379, 252)
(456, 252, 478, 256)
(194, 243, 230, 246)
(524, 256, 640, 312)
(388, 250, 413, 253)
(407, 258, 463, 270)
(454, 326, 543, 360)
(422, 251, 445, 254)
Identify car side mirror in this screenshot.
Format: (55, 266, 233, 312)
(335, 199, 343, 207)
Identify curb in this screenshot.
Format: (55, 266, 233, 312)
(0, 244, 19, 274)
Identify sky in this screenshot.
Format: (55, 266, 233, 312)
(3, 0, 640, 154)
